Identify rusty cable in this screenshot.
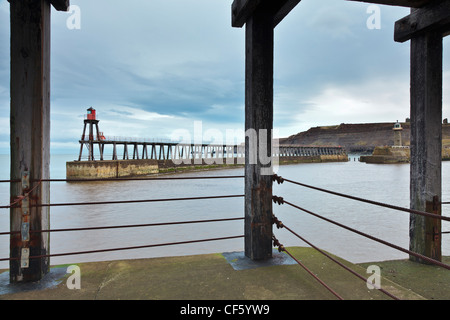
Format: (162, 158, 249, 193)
(0, 217, 244, 236)
(272, 235, 344, 300)
(280, 197, 450, 271)
(0, 179, 20, 183)
(1, 235, 244, 262)
(7, 180, 42, 209)
(277, 175, 450, 222)
(272, 215, 400, 300)
(0, 194, 244, 209)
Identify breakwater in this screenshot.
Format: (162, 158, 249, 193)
(66, 150, 348, 179)
(66, 158, 243, 179)
(360, 146, 450, 164)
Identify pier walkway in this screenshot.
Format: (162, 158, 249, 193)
(2, 173, 449, 301)
(78, 136, 346, 162)
(2, 247, 446, 301)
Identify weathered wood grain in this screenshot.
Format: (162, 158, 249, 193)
(409, 29, 443, 263)
(395, 0, 450, 42)
(244, 4, 274, 261)
(10, 0, 51, 282)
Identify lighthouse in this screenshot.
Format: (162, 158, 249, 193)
(78, 107, 104, 161)
(393, 120, 403, 147)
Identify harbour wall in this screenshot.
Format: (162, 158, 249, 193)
(360, 146, 450, 164)
(66, 159, 160, 179)
(66, 154, 348, 179)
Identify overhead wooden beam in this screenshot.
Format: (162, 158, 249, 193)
(7, 0, 70, 11)
(272, 0, 302, 27)
(50, 0, 70, 11)
(232, 0, 301, 28)
(232, 0, 262, 28)
(346, 0, 433, 8)
(394, 0, 450, 42)
(8, 0, 70, 11)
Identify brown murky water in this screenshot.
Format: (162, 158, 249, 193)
(1, 154, 449, 268)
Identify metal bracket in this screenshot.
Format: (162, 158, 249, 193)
(21, 248, 29, 268)
(21, 171, 30, 190)
(433, 226, 440, 242)
(21, 178, 30, 242)
(21, 197, 29, 216)
(432, 195, 439, 213)
(21, 221, 29, 242)
(432, 196, 441, 242)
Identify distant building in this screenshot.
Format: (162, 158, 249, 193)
(393, 120, 403, 147)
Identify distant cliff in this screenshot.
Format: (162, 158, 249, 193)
(280, 122, 450, 153)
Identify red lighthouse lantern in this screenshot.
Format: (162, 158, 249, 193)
(86, 107, 96, 120)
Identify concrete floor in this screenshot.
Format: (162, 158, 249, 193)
(2, 247, 444, 302)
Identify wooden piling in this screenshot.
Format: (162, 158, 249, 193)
(409, 29, 443, 263)
(9, 0, 51, 282)
(244, 4, 274, 261)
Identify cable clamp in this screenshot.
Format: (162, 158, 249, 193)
(272, 236, 285, 252)
(272, 174, 284, 184)
(272, 195, 284, 205)
(272, 214, 284, 229)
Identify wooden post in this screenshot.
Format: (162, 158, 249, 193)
(233, 0, 300, 261)
(409, 29, 443, 263)
(78, 122, 88, 161)
(9, 0, 51, 282)
(244, 4, 274, 261)
(123, 143, 129, 160)
(393, 1, 450, 263)
(94, 122, 103, 160)
(112, 143, 117, 160)
(88, 121, 94, 160)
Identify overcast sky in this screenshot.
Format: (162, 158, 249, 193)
(0, 0, 449, 154)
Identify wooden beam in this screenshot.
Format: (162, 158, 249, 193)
(273, 0, 302, 27)
(232, 0, 262, 28)
(7, 0, 70, 11)
(244, 3, 274, 261)
(10, 0, 51, 283)
(394, 0, 450, 42)
(409, 28, 443, 263)
(232, 0, 301, 28)
(50, 0, 70, 11)
(346, 0, 433, 8)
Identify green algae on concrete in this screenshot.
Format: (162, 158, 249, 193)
(0, 247, 435, 300)
(359, 256, 450, 300)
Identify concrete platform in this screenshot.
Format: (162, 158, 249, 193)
(1, 247, 447, 302)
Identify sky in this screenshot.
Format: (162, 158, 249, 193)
(0, 0, 449, 154)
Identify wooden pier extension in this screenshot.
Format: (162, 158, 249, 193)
(67, 139, 347, 179)
(77, 137, 346, 162)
